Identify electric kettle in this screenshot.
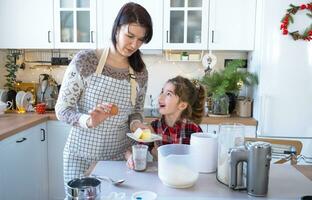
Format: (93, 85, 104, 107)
(229, 141, 272, 197)
(37, 74, 59, 110)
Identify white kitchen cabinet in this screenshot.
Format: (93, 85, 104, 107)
(133, 0, 163, 50)
(47, 120, 71, 200)
(97, 0, 163, 50)
(163, 0, 209, 50)
(0, 123, 48, 200)
(208, 0, 257, 50)
(0, 0, 53, 49)
(54, 0, 97, 49)
(199, 124, 208, 132)
(207, 124, 256, 137)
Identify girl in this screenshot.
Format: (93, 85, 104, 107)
(126, 76, 206, 168)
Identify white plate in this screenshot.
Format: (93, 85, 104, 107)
(15, 91, 26, 107)
(126, 132, 162, 143)
(21, 92, 34, 111)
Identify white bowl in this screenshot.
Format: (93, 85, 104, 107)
(158, 144, 199, 188)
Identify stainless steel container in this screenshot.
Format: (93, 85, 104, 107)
(66, 177, 101, 200)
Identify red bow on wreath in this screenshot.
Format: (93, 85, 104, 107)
(280, 2, 312, 41)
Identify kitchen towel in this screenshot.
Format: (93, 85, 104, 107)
(190, 133, 218, 173)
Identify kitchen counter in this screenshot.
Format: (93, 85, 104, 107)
(0, 112, 257, 141)
(88, 161, 312, 200)
(0, 112, 56, 141)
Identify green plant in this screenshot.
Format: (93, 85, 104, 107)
(200, 60, 258, 100)
(4, 50, 21, 90)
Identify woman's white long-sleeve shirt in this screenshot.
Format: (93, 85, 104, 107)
(55, 50, 148, 128)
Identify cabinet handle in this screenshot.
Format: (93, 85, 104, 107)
(40, 129, 46, 141)
(16, 138, 27, 143)
(48, 31, 51, 43)
(166, 31, 169, 43)
(91, 31, 94, 43)
(211, 30, 214, 43)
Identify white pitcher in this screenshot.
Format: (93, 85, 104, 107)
(0, 101, 13, 114)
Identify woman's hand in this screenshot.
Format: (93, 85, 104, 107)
(131, 121, 150, 132)
(87, 103, 116, 128)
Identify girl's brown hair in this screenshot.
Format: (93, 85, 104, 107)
(167, 76, 206, 124)
(111, 2, 153, 72)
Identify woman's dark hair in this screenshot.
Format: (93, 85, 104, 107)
(167, 76, 206, 124)
(111, 2, 153, 72)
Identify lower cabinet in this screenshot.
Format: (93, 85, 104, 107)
(47, 121, 71, 200)
(0, 123, 48, 200)
(207, 124, 256, 137)
(200, 124, 256, 137)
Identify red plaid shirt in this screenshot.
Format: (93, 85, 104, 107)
(151, 116, 202, 145)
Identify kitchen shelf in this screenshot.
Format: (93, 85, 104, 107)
(165, 50, 204, 62)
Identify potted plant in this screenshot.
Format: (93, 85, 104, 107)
(3, 50, 21, 109)
(200, 59, 258, 115)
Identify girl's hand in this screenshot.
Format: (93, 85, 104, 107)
(125, 150, 134, 169)
(151, 142, 159, 161)
(87, 103, 116, 128)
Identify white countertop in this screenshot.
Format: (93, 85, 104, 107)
(90, 161, 312, 200)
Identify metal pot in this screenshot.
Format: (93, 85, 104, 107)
(66, 177, 101, 200)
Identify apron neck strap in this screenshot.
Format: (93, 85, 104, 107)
(95, 48, 137, 106)
(95, 48, 109, 75)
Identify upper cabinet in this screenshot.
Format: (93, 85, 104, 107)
(163, 0, 209, 50)
(0, 0, 256, 50)
(208, 0, 257, 50)
(54, 0, 97, 49)
(133, 0, 163, 50)
(97, 0, 163, 50)
(0, 0, 53, 49)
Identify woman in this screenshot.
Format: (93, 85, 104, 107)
(55, 2, 153, 186)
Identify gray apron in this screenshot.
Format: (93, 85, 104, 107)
(63, 48, 135, 185)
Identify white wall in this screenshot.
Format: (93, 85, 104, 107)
(0, 50, 247, 107)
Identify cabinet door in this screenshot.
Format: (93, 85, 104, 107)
(47, 121, 71, 200)
(0, 123, 48, 200)
(163, 0, 209, 50)
(133, 0, 163, 50)
(98, 0, 163, 50)
(97, 0, 128, 49)
(0, 0, 53, 48)
(54, 0, 97, 49)
(209, 0, 257, 50)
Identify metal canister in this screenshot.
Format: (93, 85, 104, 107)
(66, 177, 101, 200)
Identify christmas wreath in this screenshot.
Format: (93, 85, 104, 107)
(280, 2, 312, 41)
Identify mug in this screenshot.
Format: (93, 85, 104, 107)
(0, 101, 13, 114)
(36, 103, 46, 114)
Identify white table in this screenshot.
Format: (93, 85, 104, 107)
(89, 161, 312, 200)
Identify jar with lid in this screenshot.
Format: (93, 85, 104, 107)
(217, 123, 245, 185)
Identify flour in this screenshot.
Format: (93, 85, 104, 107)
(159, 163, 198, 188)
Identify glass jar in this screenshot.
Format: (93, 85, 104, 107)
(217, 123, 245, 185)
(212, 95, 229, 115)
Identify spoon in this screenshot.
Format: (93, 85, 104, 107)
(92, 175, 125, 186)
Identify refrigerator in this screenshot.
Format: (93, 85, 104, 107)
(249, 0, 312, 159)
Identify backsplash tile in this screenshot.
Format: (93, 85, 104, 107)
(0, 49, 247, 107)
